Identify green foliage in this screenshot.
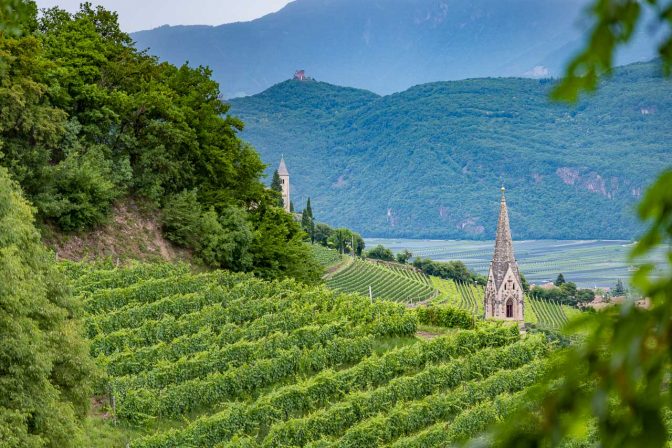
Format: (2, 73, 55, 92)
(414, 304, 475, 329)
(0, 167, 94, 447)
(614, 278, 626, 295)
(35, 147, 124, 231)
(413, 257, 482, 284)
(270, 170, 283, 207)
(0, 0, 36, 37)
(328, 227, 364, 256)
(531, 281, 595, 307)
(366, 244, 395, 261)
(0, 3, 312, 282)
(249, 200, 322, 284)
(301, 197, 315, 242)
(396, 249, 412, 264)
(552, 0, 672, 102)
(554, 273, 566, 286)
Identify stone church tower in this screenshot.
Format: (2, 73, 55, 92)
(484, 187, 524, 322)
(278, 157, 290, 212)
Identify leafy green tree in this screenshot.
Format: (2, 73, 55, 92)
(248, 195, 321, 284)
(366, 244, 395, 261)
(613, 278, 626, 295)
(413, 257, 478, 284)
(0, 2, 314, 282)
(0, 0, 36, 37)
(290, 200, 294, 212)
(0, 167, 94, 447)
(554, 273, 566, 286)
(396, 249, 412, 264)
(161, 190, 203, 247)
(314, 222, 333, 246)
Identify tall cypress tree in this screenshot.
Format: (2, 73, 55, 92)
(270, 170, 284, 207)
(306, 198, 315, 243)
(301, 197, 314, 242)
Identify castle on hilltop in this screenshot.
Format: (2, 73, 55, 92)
(484, 187, 524, 322)
(293, 69, 314, 82)
(278, 157, 291, 212)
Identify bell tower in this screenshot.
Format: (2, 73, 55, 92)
(278, 157, 290, 212)
(484, 186, 524, 322)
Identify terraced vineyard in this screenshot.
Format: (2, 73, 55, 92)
(455, 281, 483, 316)
(69, 262, 553, 448)
(326, 259, 436, 303)
(310, 244, 343, 268)
(527, 297, 571, 329)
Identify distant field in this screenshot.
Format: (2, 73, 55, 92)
(364, 239, 666, 288)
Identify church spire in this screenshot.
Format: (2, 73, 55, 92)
(489, 185, 520, 290)
(484, 185, 524, 322)
(492, 186, 515, 265)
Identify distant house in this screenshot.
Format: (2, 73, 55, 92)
(294, 70, 306, 81)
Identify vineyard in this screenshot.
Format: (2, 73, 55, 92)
(326, 259, 436, 303)
(69, 262, 555, 448)
(310, 245, 343, 268)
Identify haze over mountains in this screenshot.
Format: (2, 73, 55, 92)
(229, 61, 671, 240)
(131, 0, 657, 98)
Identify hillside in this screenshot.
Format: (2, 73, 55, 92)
(229, 61, 672, 239)
(130, 0, 657, 98)
(69, 262, 551, 447)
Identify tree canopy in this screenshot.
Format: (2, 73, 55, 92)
(0, 167, 94, 447)
(0, 2, 320, 283)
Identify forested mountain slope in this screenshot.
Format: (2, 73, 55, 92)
(130, 0, 657, 97)
(229, 61, 672, 239)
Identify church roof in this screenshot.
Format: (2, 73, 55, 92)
(490, 187, 521, 289)
(278, 157, 289, 176)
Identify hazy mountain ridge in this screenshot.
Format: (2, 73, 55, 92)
(130, 0, 656, 98)
(229, 60, 672, 239)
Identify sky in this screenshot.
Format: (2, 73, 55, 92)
(33, 0, 295, 32)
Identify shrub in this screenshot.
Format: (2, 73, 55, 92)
(415, 305, 475, 329)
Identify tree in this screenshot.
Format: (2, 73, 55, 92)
(313, 222, 333, 246)
(270, 170, 283, 207)
(366, 244, 395, 261)
(248, 195, 322, 284)
(396, 249, 412, 264)
(0, 167, 94, 447)
(301, 197, 314, 243)
(554, 273, 566, 286)
(613, 278, 626, 295)
(290, 201, 294, 212)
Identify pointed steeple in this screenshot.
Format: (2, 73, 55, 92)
(278, 156, 289, 176)
(490, 186, 520, 289)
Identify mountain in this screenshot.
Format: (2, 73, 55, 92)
(130, 0, 658, 98)
(228, 60, 672, 240)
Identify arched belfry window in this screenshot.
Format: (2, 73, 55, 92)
(506, 298, 513, 318)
